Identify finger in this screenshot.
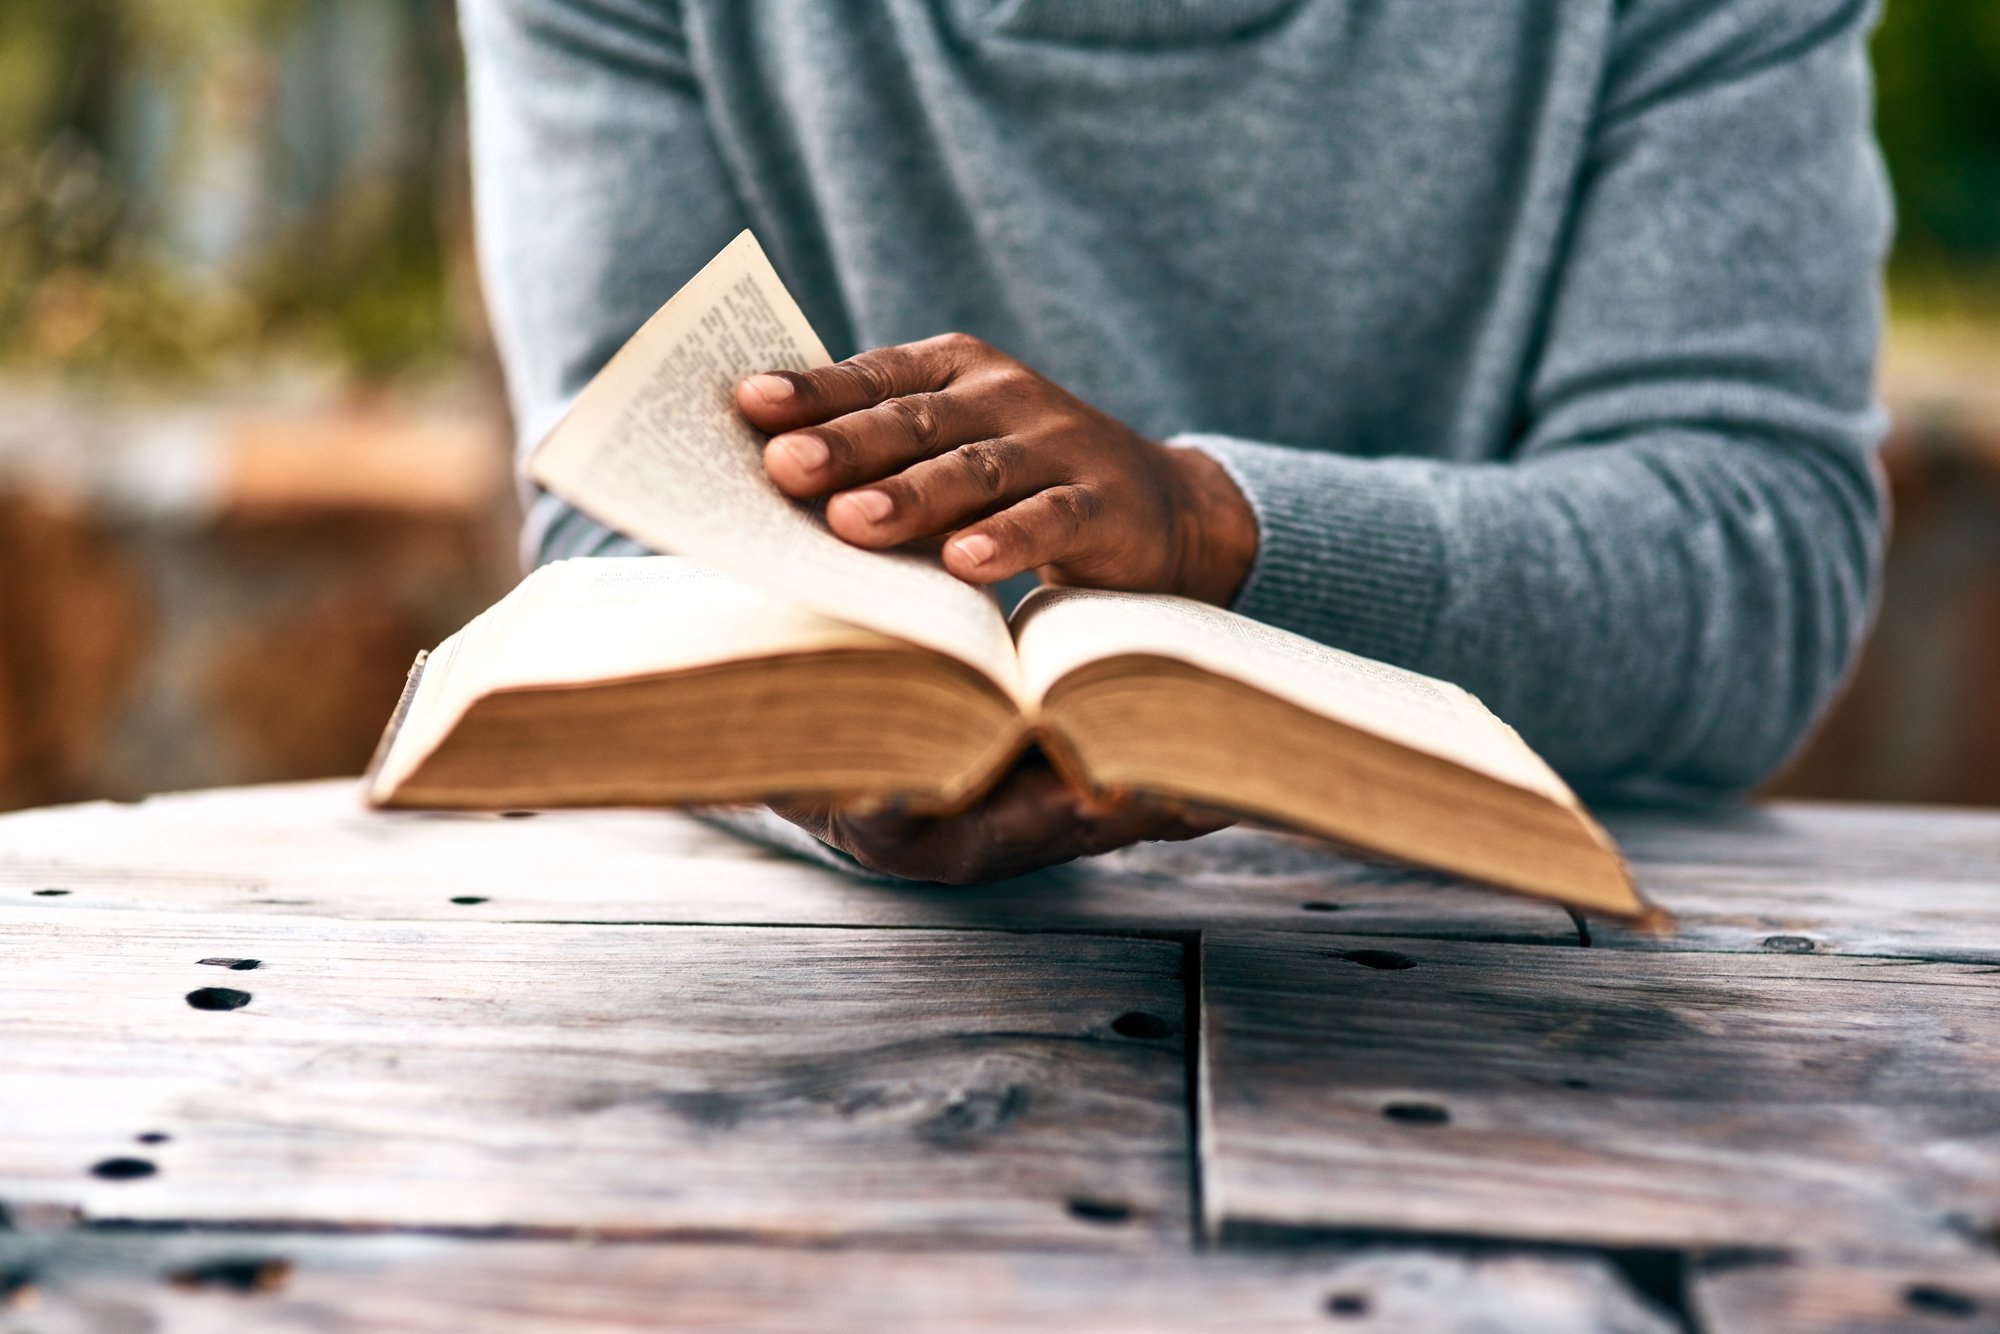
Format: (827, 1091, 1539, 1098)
(775, 761, 1079, 882)
(765, 799, 846, 850)
(1101, 791, 1235, 839)
(942, 484, 1104, 584)
(967, 761, 1087, 855)
(1154, 807, 1237, 841)
(1070, 794, 1195, 857)
(768, 798, 941, 881)
(771, 784, 1225, 881)
(769, 796, 915, 842)
(763, 388, 991, 499)
(1057, 791, 1234, 859)
(737, 334, 982, 432)
(826, 436, 1059, 549)
(1127, 798, 1236, 843)
(766, 797, 830, 828)
(891, 763, 1091, 883)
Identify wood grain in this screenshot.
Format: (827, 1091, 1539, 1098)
(0, 780, 1575, 941)
(16, 780, 2000, 959)
(4, 777, 1997, 1330)
(1594, 801, 2000, 960)
(1198, 931, 2000, 1256)
(9, 782, 1999, 959)
(1694, 1254, 2000, 1332)
(0, 1233, 1680, 1333)
(0, 910, 1188, 1246)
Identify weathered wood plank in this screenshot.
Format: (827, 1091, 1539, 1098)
(5, 783, 1996, 957)
(0, 910, 1187, 1246)
(0, 1233, 1680, 1333)
(0, 781, 1575, 941)
(1198, 931, 2000, 1256)
(1693, 1254, 2000, 1333)
(1594, 801, 2000, 960)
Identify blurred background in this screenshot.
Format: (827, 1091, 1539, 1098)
(0, 1, 1996, 813)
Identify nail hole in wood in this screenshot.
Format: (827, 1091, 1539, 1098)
(168, 1257, 294, 1294)
(1065, 1197, 1133, 1225)
(1110, 1011, 1174, 1041)
(32, 888, 69, 897)
(1904, 1284, 1979, 1318)
(198, 958, 261, 970)
(1300, 901, 1342, 913)
(1325, 1291, 1371, 1318)
(1562, 1078, 1592, 1090)
(450, 896, 489, 905)
(186, 987, 251, 1012)
(91, 1157, 157, 1181)
(135, 1132, 170, 1145)
(1382, 1101, 1450, 1127)
(1761, 935, 1817, 954)
(1337, 949, 1416, 971)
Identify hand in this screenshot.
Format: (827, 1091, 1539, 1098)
(771, 753, 1234, 884)
(736, 333, 1258, 604)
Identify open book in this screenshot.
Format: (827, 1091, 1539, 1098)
(366, 232, 1654, 921)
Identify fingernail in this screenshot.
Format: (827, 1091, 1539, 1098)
(777, 434, 827, 474)
(844, 489, 893, 524)
(744, 373, 794, 405)
(952, 533, 997, 567)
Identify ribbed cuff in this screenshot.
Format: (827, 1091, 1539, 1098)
(1176, 433, 1449, 670)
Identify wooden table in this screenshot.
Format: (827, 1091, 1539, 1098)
(1, 783, 1996, 1331)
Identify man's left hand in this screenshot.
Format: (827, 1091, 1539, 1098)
(736, 333, 1257, 604)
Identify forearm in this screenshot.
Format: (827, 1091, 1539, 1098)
(461, 0, 746, 569)
(1189, 428, 1883, 794)
(1187, 0, 1892, 796)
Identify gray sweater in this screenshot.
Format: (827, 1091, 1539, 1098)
(462, 0, 1890, 796)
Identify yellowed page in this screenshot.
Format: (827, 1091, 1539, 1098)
(525, 230, 1019, 695)
(368, 557, 899, 802)
(1011, 586, 1574, 805)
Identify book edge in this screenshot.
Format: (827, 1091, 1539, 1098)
(361, 649, 430, 806)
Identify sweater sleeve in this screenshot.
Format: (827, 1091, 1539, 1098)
(460, 0, 740, 567)
(1188, 0, 1891, 796)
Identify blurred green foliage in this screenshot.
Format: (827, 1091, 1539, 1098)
(0, 1, 1995, 384)
(0, 0, 467, 383)
(1873, 1, 2000, 317)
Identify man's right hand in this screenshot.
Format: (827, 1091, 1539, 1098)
(769, 754, 1231, 884)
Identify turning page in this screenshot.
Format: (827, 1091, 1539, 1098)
(1011, 586, 1576, 805)
(526, 231, 1020, 694)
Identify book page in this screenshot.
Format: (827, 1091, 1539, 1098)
(1012, 586, 1574, 803)
(369, 557, 899, 799)
(525, 231, 1019, 696)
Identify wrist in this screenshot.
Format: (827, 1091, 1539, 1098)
(1163, 443, 1258, 606)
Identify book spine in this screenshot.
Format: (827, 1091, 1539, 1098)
(360, 650, 429, 793)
